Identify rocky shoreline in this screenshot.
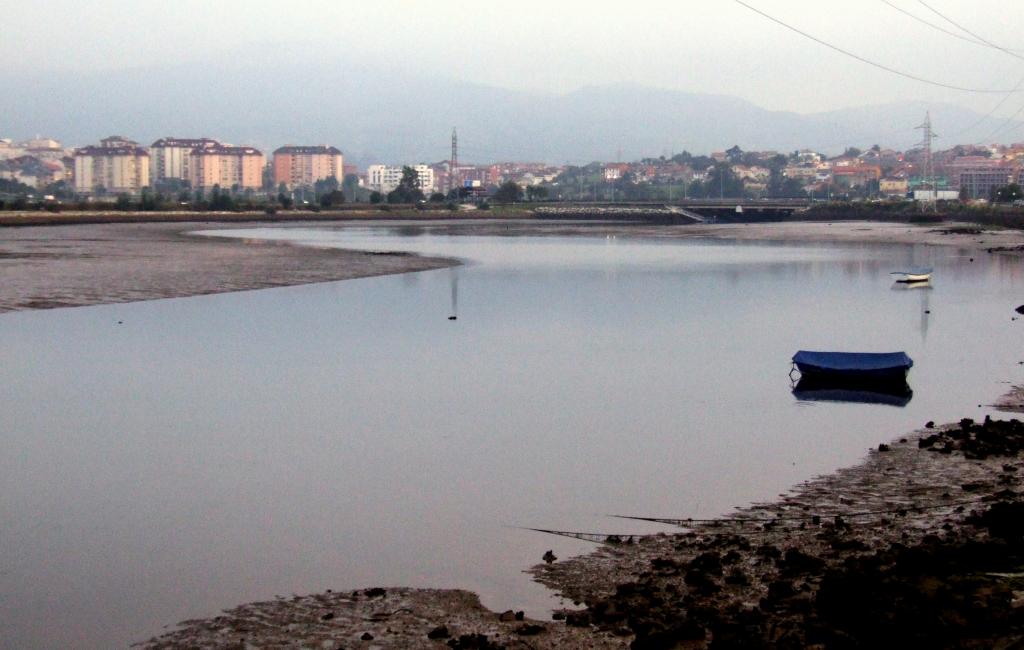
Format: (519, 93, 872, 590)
(139, 410, 1024, 648)
(532, 415, 1024, 647)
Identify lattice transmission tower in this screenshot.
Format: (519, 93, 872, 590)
(916, 112, 938, 213)
(449, 127, 458, 196)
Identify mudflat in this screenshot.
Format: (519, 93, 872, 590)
(4, 219, 1023, 314)
(0, 221, 457, 312)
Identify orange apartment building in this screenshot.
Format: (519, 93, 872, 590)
(189, 145, 264, 191)
(272, 145, 344, 188)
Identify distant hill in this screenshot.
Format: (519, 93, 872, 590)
(2, 62, 1017, 166)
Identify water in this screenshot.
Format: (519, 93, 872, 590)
(2, 223, 1023, 647)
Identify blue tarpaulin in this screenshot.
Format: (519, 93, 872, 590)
(792, 350, 913, 373)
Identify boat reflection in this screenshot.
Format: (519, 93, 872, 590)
(792, 375, 913, 407)
(890, 279, 932, 290)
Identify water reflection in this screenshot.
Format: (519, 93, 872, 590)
(449, 269, 459, 320)
(891, 280, 932, 341)
(792, 375, 914, 407)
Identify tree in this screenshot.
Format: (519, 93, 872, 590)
(114, 194, 133, 211)
(843, 147, 863, 158)
(209, 184, 235, 210)
(526, 185, 549, 201)
(342, 174, 360, 202)
(725, 145, 743, 163)
(704, 163, 744, 198)
(994, 183, 1024, 203)
(0, 178, 34, 195)
(493, 181, 523, 203)
(277, 192, 293, 209)
(320, 190, 345, 207)
(314, 176, 339, 197)
(387, 166, 426, 203)
(369, 191, 383, 204)
(428, 192, 446, 203)
(43, 180, 72, 199)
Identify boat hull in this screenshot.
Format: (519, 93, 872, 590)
(791, 350, 913, 381)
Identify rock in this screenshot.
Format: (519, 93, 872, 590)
(360, 632, 373, 641)
(498, 610, 516, 622)
(515, 624, 545, 636)
(878, 443, 891, 452)
(551, 611, 566, 621)
(515, 610, 524, 620)
(925, 421, 935, 429)
(364, 587, 386, 598)
(427, 624, 450, 639)
(320, 612, 334, 621)
(1016, 305, 1024, 314)
(565, 610, 592, 627)
(542, 550, 557, 564)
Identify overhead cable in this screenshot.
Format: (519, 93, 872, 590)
(917, 0, 1021, 57)
(733, 0, 1022, 94)
(881, 0, 1024, 60)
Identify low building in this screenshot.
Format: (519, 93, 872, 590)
(150, 138, 220, 185)
(832, 165, 882, 188)
(272, 145, 344, 189)
(189, 145, 264, 191)
(73, 136, 150, 194)
(957, 164, 1015, 199)
(603, 163, 630, 181)
(366, 164, 435, 194)
(879, 177, 909, 196)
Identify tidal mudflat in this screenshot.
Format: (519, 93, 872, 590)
(3, 220, 1024, 647)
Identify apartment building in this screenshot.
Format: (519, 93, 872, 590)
(189, 145, 264, 191)
(272, 145, 344, 188)
(366, 164, 435, 194)
(150, 138, 220, 184)
(73, 136, 150, 194)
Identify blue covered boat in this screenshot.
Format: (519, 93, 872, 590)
(791, 350, 913, 380)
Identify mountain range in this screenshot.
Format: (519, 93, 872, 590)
(2, 61, 1018, 167)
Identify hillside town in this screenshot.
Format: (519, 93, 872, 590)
(3, 129, 1024, 207)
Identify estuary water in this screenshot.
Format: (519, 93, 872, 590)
(2, 222, 1023, 647)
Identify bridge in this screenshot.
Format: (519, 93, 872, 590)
(534, 199, 811, 224)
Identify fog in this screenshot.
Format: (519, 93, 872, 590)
(6, 0, 1023, 115)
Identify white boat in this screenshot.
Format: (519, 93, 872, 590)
(890, 267, 933, 283)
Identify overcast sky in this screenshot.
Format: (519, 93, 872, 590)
(6, 1, 1023, 115)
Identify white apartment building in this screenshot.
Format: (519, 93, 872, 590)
(366, 164, 435, 194)
(150, 138, 220, 184)
(73, 136, 150, 194)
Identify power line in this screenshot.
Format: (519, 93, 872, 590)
(950, 72, 1024, 140)
(981, 99, 1024, 143)
(909, 0, 1024, 143)
(880, 0, 1024, 60)
(917, 0, 1021, 57)
(733, 0, 1023, 93)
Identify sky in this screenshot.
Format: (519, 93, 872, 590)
(5, 0, 1022, 116)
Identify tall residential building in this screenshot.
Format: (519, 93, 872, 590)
(272, 145, 344, 188)
(73, 136, 150, 194)
(189, 145, 264, 191)
(366, 164, 435, 194)
(150, 138, 220, 184)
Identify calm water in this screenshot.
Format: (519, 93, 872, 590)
(2, 223, 1023, 648)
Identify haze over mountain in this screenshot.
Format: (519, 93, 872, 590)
(3, 61, 1019, 167)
